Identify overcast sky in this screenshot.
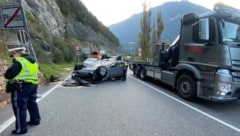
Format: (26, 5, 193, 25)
(80, 0, 240, 26)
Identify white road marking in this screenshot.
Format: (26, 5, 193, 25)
(131, 76, 240, 133)
(36, 82, 63, 103)
(0, 116, 15, 134)
(61, 86, 85, 89)
(0, 76, 70, 134)
(1, 75, 239, 134)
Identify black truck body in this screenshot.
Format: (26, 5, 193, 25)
(130, 4, 240, 101)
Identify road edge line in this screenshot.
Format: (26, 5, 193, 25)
(131, 76, 240, 133)
(0, 76, 70, 134)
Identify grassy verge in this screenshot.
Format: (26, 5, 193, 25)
(39, 62, 73, 82)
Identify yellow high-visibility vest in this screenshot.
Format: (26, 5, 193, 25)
(119, 61, 126, 67)
(13, 57, 39, 84)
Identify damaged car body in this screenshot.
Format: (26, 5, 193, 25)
(71, 55, 127, 85)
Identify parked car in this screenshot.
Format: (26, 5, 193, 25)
(72, 55, 127, 84)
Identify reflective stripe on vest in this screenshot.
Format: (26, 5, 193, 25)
(13, 57, 39, 84)
(119, 61, 125, 67)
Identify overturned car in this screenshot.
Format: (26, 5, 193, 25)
(71, 56, 127, 85)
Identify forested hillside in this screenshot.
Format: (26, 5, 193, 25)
(57, 0, 119, 46)
(109, 1, 210, 53)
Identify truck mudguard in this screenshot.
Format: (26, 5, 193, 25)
(175, 63, 202, 80)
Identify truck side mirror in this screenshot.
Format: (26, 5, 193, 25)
(182, 13, 199, 25)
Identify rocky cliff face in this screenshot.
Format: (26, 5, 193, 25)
(22, 0, 65, 36)
(65, 20, 117, 47)
(0, 59, 10, 109)
(21, 0, 118, 52)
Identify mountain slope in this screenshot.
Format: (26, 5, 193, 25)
(1, 0, 121, 61)
(109, 1, 210, 53)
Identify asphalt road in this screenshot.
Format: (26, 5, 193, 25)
(1, 72, 240, 136)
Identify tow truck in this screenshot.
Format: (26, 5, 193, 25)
(130, 3, 240, 101)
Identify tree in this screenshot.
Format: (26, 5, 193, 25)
(138, 1, 152, 61)
(56, 0, 71, 16)
(152, 10, 164, 55)
(156, 11, 164, 45)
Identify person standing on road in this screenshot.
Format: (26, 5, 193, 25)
(119, 60, 128, 81)
(4, 47, 41, 135)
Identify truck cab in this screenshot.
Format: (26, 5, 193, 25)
(132, 3, 240, 101)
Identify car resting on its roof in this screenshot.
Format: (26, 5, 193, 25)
(69, 55, 127, 86)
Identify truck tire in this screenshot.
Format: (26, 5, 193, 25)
(134, 66, 140, 77)
(140, 68, 147, 80)
(176, 74, 196, 101)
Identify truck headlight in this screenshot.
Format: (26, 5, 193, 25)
(217, 82, 232, 95)
(217, 69, 231, 75)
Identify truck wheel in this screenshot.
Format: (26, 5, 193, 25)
(140, 68, 147, 80)
(134, 66, 140, 77)
(176, 74, 196, 101)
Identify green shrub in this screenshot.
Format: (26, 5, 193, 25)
(39, 63, 73, 82)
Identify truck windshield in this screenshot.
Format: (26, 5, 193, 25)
(221, 20, 240, 44)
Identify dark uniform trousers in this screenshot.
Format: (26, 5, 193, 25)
(122, 65, 128, 80)
(11, 84, 41, 132)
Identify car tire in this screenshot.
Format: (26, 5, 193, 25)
(140, 68, 147, 80)
(134, 66, 140, 77)
(96, 66, 107, 79)
(176, 74, 197, 101)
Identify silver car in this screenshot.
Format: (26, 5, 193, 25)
(72, 56, 127, 84)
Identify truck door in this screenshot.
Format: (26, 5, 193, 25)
(180, 18, 218, 67)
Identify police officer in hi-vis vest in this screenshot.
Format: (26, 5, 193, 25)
(4, 47, 41, 135)
(119, 61, 128, 81)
